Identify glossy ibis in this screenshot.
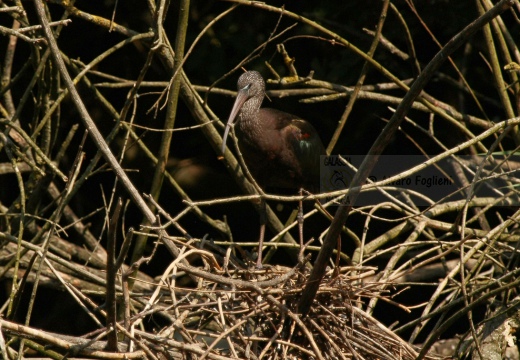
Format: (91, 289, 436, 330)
(221, 71, 328, 267)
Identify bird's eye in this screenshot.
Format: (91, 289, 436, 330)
(242, 83, 252, 91)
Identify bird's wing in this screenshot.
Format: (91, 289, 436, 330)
(282, 119, 326, 180)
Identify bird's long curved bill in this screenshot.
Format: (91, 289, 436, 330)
(221, 90, 248, 154)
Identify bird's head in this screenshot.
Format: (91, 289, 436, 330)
(221, 71, 265, 154)
(236, 71, 265, 99)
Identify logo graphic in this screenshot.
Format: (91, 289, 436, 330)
(330, 170, 348, 188)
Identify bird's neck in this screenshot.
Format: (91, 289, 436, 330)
(238, 96, 264, 140)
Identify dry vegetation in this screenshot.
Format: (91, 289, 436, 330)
(1, 0, 520, 359)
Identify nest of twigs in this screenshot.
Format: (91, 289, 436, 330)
(152, 260, 428, 360)
(0, 231, 439, 360)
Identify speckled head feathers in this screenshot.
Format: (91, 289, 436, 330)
(237, 71, 265, 99)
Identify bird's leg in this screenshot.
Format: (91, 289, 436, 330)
(257, 199, 266, 268)
(298, 188, 305, 261)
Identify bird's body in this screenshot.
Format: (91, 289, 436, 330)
(236, 108, 325, 190)
(221, 71, 328, 267)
